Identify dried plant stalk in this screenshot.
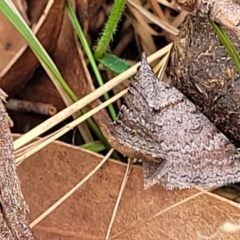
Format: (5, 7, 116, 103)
(0, 89, 36, 239)
(6, 99, 57, 116)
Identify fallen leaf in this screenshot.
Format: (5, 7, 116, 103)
(0, 10, 26, 72)
(13, 134, 240, 239)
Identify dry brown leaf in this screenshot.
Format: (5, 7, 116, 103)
(75, 0, 89, 33)
(0, 0, 65, 97)
(48, 0, 94, 141)
(27, 1, 48, 24)
(0, 11, 26, 72)
(14, 135, 240, 239)
(0, 0, 31, 71)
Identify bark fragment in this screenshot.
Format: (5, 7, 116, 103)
(0, 90, 36, 239)
(174, 0, 240, 38)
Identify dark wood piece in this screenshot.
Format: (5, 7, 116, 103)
(170, 15, 240, 147)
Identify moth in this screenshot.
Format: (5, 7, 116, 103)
(109, 53, 240, 190)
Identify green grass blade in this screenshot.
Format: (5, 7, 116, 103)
(0, 1, 74, 97)
(0, 1, 111, 151)
(94, 0, 126, 59)
(81, 141, 105, 152)
(66, 0, 117, 121)
(97, 53, 131, 74)
(210, 20, 240, 74)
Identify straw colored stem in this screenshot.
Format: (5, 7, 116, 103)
(30, 148, 114, 228)
(13, 45, 172, 151)
(15, 89, 128, 164)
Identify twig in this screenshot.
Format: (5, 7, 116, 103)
(6, 99, 57, 116)
(105, 158, 133, 239)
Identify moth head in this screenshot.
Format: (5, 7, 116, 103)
(136, 52, 152, 74)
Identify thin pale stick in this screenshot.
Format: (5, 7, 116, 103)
(157, 49, 171, 80)
(109, 190, 209, 239)
(30, 148, 114, 228)
(157, 0, 175, 9)
(105, 158, 133, 240)
(15, 89, 128, 164)
(15, 131, 57, 159)
(5, 0, 93, 142)
(13, 44, 172, 151)
(128, 0, 179, 35)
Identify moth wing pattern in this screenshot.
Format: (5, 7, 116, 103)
(112, 53, 240, 190)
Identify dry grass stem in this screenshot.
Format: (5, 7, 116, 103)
(13, 44, 172, 152)
(149, 0, 169, 21)
(15, 89, 128, 164)
(157, 0, 175, 9)
(157, 48, 171, 79)
(15, 136, 49, 159)
(30, 148, 114, 228)
(105, 159, 133, 240)
(109, 190, 207, 239)
(128, 0, 179, 35)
